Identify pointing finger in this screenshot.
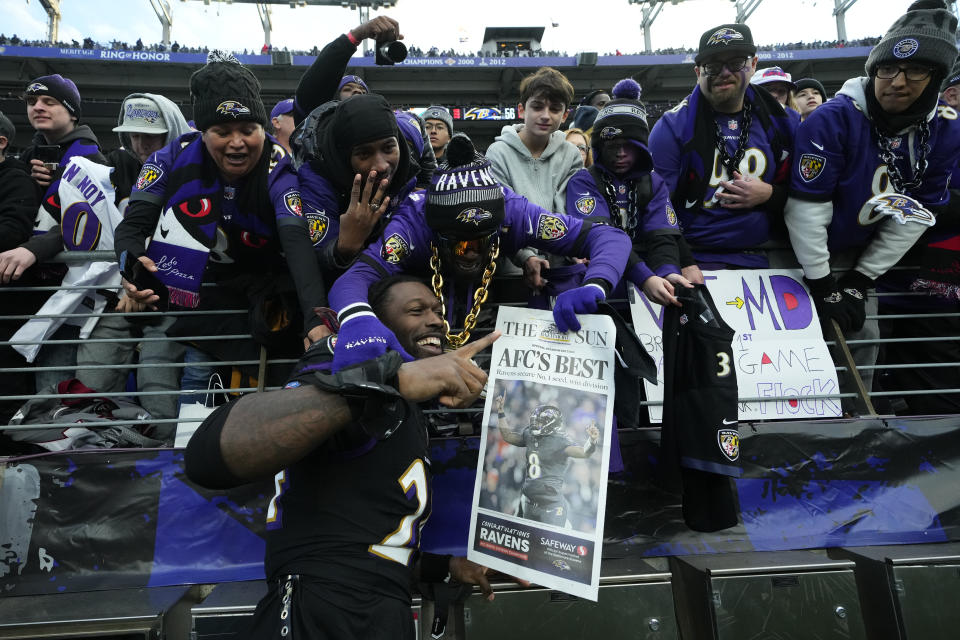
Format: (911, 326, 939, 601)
(457, 330, 501, 359)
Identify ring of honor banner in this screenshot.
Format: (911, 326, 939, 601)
(467, 307, 617, 601)
(629, 269, 842, 423)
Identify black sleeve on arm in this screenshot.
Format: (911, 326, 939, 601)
(294, 34, 357, 124)
(21, 226, 64, 261)
(184, 401, 247, 490)
(764, 183, 788, 215)
(416, 133, 437, 189)
(676, 234, 696, 268)
(114, 198, 162, 262)
(0, 170, 38, 251)
(643, 231, 681, 272)
(583, 277, 613, 296)
(931, 190, 960, 229)
(417, 552, 453, 583)
(277, 217, 329, 331)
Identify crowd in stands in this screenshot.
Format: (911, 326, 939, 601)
(1, 32, 881, 58)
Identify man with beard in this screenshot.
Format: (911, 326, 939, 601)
(326, 134, 632, 371)
(648, 24, 796, 277)
(785, 0, 960, 401)
(186, 276, 520, 639)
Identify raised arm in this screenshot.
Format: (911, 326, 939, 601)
(495, 394, 525, 446)
(564, 421, 600, 459)
(185, 334, 498, 488)
(294, 17, 402, 122)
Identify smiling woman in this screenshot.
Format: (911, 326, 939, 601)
(203, 121, 266, 181)
(112, 51, 330, 392)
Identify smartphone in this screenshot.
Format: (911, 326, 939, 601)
(35, 144, 60, 172)
(122, 254, 170, 310)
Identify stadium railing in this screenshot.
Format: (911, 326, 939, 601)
(1, 251, 953, 451)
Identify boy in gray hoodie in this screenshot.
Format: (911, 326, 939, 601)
(485, 67, 583, 286)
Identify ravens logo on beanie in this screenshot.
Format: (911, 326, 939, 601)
(866, 0, 958, 79)
(24, 74, 82, 119)
(425, 134, 505, 238)
(190, 51, 268, 131)
(592, 78, 649, 146)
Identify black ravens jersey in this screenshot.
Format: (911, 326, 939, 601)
(263, 337, 432, 605)
(660, 284, 741, 532)
(518, 427, 577, 525)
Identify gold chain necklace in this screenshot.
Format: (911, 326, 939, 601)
(430, 239, 499, 349)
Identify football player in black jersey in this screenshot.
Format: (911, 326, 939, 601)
(495, 394, 600, 527)
(185, 275, 525, 640)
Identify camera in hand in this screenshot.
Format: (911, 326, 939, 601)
(376, 39, 407, 66)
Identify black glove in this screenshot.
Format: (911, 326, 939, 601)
(837, 271, 873, 331)
(805, 274, 863, 333)
(309, 350, 409, 440)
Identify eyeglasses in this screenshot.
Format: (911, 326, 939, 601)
(701, 57, 749, 77)
(875, 64, 934, 81)
(575, 144, 588, 151)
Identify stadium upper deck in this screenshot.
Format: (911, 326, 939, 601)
(0, 43, 869, 150)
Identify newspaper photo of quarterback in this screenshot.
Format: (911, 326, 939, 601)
(493, 393, 600, 528)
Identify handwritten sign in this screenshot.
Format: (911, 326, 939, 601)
(629, 269, 842, 422)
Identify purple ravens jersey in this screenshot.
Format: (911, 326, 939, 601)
(298, 163, 416, 254)
(649, 86, 795, 262)
(565, 166, 680, 236)
(328, 186, 632, 314)
(790, 91, 960, 251)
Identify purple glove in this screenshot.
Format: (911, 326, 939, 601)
(625, 261, 655, 287)
(553, 283, 606, 332)
(332, 307, 413, 373)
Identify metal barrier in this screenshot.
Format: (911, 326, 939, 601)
(1, 252, 957, 447)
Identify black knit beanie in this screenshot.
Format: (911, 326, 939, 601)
(426, 134, 504, 239)
(794, 78, 827, 101)
(331, 93, 398, 154)
(591, 78, 649, 147)
(189, 51, 267, 131)
(313, 93, 410, 194)
(25, 74, 82, 119)
(865, 0, 958, 78)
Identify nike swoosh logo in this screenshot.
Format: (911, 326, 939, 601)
(810, 140, 824, 151)
(722, 418, 737, 425)
(685, 199, 699, 209)
(159, 225, 169, 239)
(527, 218, 533, 234)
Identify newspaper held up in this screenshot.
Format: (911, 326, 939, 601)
(468, 306, 616, 601)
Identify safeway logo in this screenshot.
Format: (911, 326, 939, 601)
(576, 545, 588, 557)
